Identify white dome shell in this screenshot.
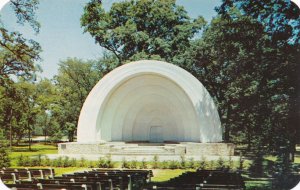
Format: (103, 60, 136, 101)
(77, 60, 222, 143)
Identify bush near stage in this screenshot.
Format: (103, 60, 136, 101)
(15, 154, 249, 171)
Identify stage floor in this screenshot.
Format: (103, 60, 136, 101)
(58, 142, 235, 161)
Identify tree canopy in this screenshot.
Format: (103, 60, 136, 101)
(81, 0, 206, 64)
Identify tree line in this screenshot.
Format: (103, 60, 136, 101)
(0, 0, 299, 162)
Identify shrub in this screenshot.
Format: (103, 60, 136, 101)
(23, 156, 31, 167)
(17, 154, 24, 166)
(70, 158, 77, 167)
(180, 154, 186, 169)
(188, 157, 195, 169)
(160, 161, 169, 169)
(87, 160, 96, 168)
(130, 160, 138, 169)
(41, 156, 51, 167)
(169, 160, 180, 169)
(227, 156, 234, 170)
(152, 155, 159, 169)
(62, 157, 72, 167)
(0, 132, 10, 168)
(37, 154, 42, 166)
(198, 156, 207, 170)
(216, 157, 225, 170)
(140, 158, 147, 169)
(121, 158, 130, 168)
(97, 157, 107, 168)
(53, 157, 63, 167)
(29, 157, 40, 167)
(208, 160, 216, 170)
(78, 157, 87, 167)
(106, 155, 114, 168)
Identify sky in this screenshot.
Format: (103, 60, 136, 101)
(0, 0, 221, 79)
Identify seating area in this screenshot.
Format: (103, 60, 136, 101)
(1, 168, 55, 183)
(1, 168, 245, 190)
(1, 168, 153, 190)
(148, 169, 245, 190)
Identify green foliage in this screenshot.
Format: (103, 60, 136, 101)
(208, 160, 216, 170)
(62, 156, 71, 167)
(78, 157, 87, 167)
(0, 0, 41, 87)
(180, 154, 186, 169)
(87, 160, 96, 168)
(152, 155, 159, 169)
(70, 158, 77, 167)
(22, 155, 31, 167)
(187, 157, 195, 169)
(0, 130, 10, 168)
(272, 146, 296, 189)
(41, 156, 51, 167)
(0, 147, 10, 168)
(52, 58, 102, 142)
(228, 156, 233, 170)
(198, 156, 207, 170)
(81, 0, 206, 63)
(217, 0, 300, 44)
(179, 3, 299, 162)
(49, 130, 64, 143)
(249, 149, 265, 177)
(129, 160, 138, 169)
(16, 154, 24, 166)
(169, 160, 180, 169)
(9, 0, 41, 33)
(216, 157, 225, 170)
(97, 155, 114, 168)
(160, 161, 169, 169)
(121, 158, 130, 169)
(140, 158, 147, 169)
(53, 156, 63, 167)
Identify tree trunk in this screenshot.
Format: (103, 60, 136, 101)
(224, 103, 232, 142)
(44, 130, 47, 145)
(9, 108, 13, 150)
(246, 125, 251, 151)
(28, 123, 31, 151)
(247, 131, 251, 151)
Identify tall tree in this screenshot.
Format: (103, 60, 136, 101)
(176, 13, 268, 145)
(53, 58, 101, 141)
(217, 0, 300, 160)
(81, 0, 206, 64)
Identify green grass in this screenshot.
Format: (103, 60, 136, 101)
(54, 167, 90, 176)
(245, 180, 272, 190)
(151, 169, 194, 182)
(9, 143, 57, 166)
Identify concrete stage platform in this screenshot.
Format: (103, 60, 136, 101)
(57, 142, 235, 161)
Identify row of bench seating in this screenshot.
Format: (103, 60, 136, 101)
(148, 169, 245, 190)
(2, 168, 153, 190)
(0, 168, 54, 183)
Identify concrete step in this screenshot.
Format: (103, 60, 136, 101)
(110, 145, 176, 155)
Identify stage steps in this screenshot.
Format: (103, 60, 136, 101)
(110, 144, 177, 155)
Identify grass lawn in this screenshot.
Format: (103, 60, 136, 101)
(9, 143, 57, 166)
(245, 180, 272, 190)
(54, 167, 89, 176)
(151, 169, 194, 182)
